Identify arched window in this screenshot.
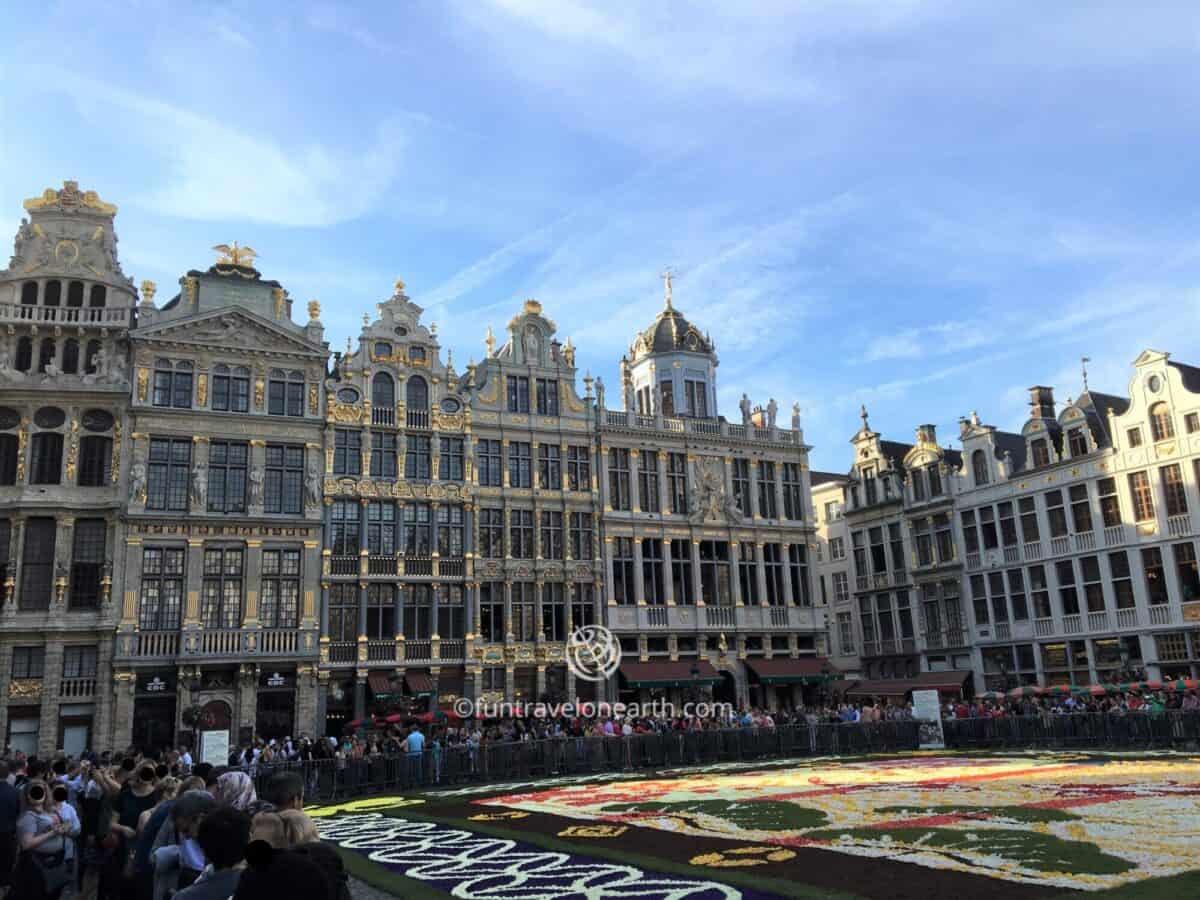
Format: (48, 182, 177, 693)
(44, 281, 61, 307)
(84, 340, 101, 375)
(88, 285, 106, 307)
(62, 339, 80, 374)
(67, 281, 84, 308)
(37, 338, 56, 373)
(20, 282, 37, 305)
(1150, 402, 1174, 442)
(972, 449, 989, 486)
(406, 375, 428, 411)
(30, 432, 64, 484)
(15, 337, 33, 372)
(372, 372, 395, 408)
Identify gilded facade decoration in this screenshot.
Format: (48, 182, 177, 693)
(136, 367, 149, 401)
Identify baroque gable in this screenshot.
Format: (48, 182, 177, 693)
(132, 308, 326, 361)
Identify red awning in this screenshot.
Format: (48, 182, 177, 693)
(367, 672, 394, 695)
(619, 660, 722, 688)
(845, 671, 970, 699)
(405, 670, 434, 695)
(745, 657, 839, 684)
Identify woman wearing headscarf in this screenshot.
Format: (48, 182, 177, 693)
(216, 772, 257, 811)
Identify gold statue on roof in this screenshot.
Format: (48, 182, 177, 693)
(212, 242, 257, 268)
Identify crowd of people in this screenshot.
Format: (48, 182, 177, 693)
(4, 687, 1199, 899)
(0, 750, 350, 900)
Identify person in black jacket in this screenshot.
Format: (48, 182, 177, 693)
(0, 762, 19, 896)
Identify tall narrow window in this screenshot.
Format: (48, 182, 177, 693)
(1067, 427, 1088, 457)
(1142, 547, 1168, 605)
(1081, 556, 1105, 612)
(138, 547, 184, 630)
(570, 512, 593, 560)
(78, 436, 112, 487)
(479, 583, 504, 642)
(29, 433, 63, 484)
(972, 449, 989, 485)
(260, 549, 300, 628)
(212, 365, 251, 412)
(370, 432, 397, 478)
(789, 544, 811, 606)
(201, 548, 243, 628)
(19, 518, 56, 610)
(737, 543, 757, 604)
(1150, 402, 1174, 442)
(372, 372, 395, 410)
(366, 585, 395, 640)
(207, 441, 248, 513)
(998, 501, 1018, 546)
(147, 438, 191, 510)
(1069, 484, 1093, 533)
(61, 339, 79, 374)
(402, 503, 431, 556)
(1056, 560, 1079, 616)
(507, 441, 530, 488)
(1173, 541, 1199, 603)
(637, 452, 659, 512)
(330, 501, 360, 555)
(781, 463, 803, 520)
(641, 538, 665, 605)
(479, 508, 503, 558)
(1045, 490, 1068, 537)
(762, 544, 785, 605)
(667, 453, 688, 515)
(37, 338, 55, 374)
(731, 459, 750, 517)
(757, 461, 777, 518)
(69, 519, 106, 609)
(406, 376, 429, 423)
(15, 337, 32, 373)
(672, 538, 694, 605)
(366, 502, 396, 555)
(333, 429, 361, 476)
(1161, 464, 1188, 517)
(405, 435, 431, 480)
(612, 538, 635, 604)
(567, 445, 591, 492)
(477, 439, 502, 486)
(506, 376, 530, 413)
(539, 510, 563, 560)
(509, 509, 533, 558)
(436, 505, 464, 558)
(535, 378, 559, 416)
(684, 379, 708, 417)
(538, 444, 561, 490)
(265, 444, 304, 514)
(439, 437, 464, 481)
(1128, 471, 1155, 522)
(1108, 552, 1134, 609)
(1097, 478, 1122, 527)
(268, 370, 305, 417)
(607, 448, 630, 510)
(697, 540, 730, 606)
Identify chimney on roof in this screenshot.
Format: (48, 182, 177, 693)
(1028, 386, 1055, 419)
(916, 424, 937, 446)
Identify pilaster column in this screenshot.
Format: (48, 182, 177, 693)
(248, 439, 266, 515)
(503, 580, 514, 641)
(603, 538, 616, 605)
(534, 580, 544, 640)
(657, 451, 670, 514)
(748, 459, 760, 519)
(184, 538, 204, 626)
(54, 514, 75, 607)
(243, 539, 262, 627)
(780, 542, 795, 605)
(661, 538, 675, 606)
(629, 449, 641, 512)
(756, 542, 769, 606)
(730, 540, 744, 606)
(633, 538, 646, 605)
(690, 539, 702, 606)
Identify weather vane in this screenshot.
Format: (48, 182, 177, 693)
(1081, 356, 1091, 392)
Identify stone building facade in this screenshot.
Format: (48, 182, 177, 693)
(113, 246, 328, 754)
(830, 352, 1200, 697)
(0, 182, 135, 756)
(597, 282, 825, 709)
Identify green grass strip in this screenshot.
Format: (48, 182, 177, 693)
(1055, 870, 1200, 899)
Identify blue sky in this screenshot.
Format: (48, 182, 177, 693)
(4, 2, 1200, 470)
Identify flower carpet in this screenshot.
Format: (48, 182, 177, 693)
(314, 753, 1200, 899)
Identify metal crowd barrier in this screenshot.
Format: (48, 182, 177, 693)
(247, 712, 1200, 803)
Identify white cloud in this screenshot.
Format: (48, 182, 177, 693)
(45, 71, 407, 227)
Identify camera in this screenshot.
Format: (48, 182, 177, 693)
(155, 763, 169, 779)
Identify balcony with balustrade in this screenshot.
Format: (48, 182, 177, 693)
(600, 409, 803, 446)
(0, 303, 131, 328)
(117, 627, 314, 662)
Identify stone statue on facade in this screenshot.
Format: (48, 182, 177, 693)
(305, 457, 322, 509)
(791, 402, 801, 431)
(740, 393, 752, 426)
(650, 385, 660, 415)
(594, 377, 605, 410)
(129, 462, 147, 504)
(767, 398, 778, 429)
(523, 326, 539, 365)
(0, 346, 23, 382)
(688, 457, 740, 524)
(190, 466, 207, 508)
(248, 468, 264, 507)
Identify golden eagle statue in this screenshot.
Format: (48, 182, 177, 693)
(212, 242, 257, 268)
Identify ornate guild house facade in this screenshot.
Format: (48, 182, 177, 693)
(0, 183, 135, 756)
(115, 245, 329, 751)
(597, 279, 825, 709)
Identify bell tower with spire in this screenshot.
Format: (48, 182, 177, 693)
(625, 272, 718, 418)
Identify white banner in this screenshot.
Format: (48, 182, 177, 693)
(200, 729, 230, 765)
(911, 689, 945, 750)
